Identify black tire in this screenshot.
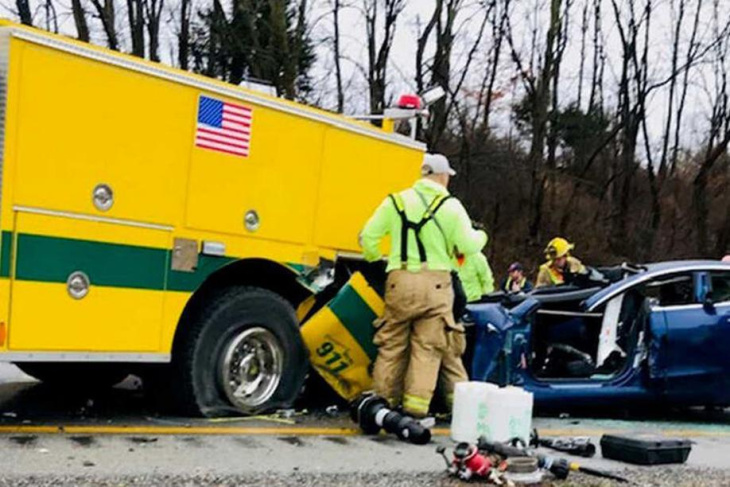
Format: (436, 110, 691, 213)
(15, 363, 130, 389)
(170, 286, 308, 417)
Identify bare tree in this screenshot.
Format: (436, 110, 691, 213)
(482, 0, 509, 130)
(43, 0, 58, 32)
(658, 0, 687, 180)
(16, 0, 32, 25)
(607, 0, 653, 255)
(577, 0, 588, 107)
(415, 0, 441, 94)
(670, 0, 704, 176)
(506, 0, 564, 242)
(424, 0, 463, 146)
(363, 0, 406, 115)
(71, 0, 90, 41)
(89, 0, 119, 50)
(588, 0, 605, 112)
(694, 0, 730, 256)
(331, 0, 346, 112)
(178, 0, 192, 68)
(128, 0, 145, 57)
(144, 0, 164, 61)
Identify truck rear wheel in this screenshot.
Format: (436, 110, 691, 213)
(173, 286, 308, 416)
(15, 363, 129, 389)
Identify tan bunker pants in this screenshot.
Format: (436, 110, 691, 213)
(372, 270, 468, 417)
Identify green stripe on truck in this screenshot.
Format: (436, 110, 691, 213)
(2, 231, 238, 292)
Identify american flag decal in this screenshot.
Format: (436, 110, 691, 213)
(195, 95, 253, 157)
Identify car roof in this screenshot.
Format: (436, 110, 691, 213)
(585, 260, 730, 311)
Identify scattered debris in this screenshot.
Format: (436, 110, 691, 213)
(325, 405, 339, 417)
(324, 436, 348, 445)
(2, 412, 17, 418)
(419, 417, 436, 429)
(36, 448, 49, 454)
(128, 437, 158, 444)
(69, 436, 96, 448)
(82, 461, 95, 467)
(278, 436, 305, 447)
(9, 435, 37, 446)
(278, 409, 297, 419)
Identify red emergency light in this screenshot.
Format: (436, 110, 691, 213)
(397, 94, 423, 110)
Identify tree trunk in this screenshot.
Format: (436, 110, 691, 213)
(90, 0, 119, 50)
(671, 0, 703, 175)
(16, 0, 32, 25)
(483, 0, 508, 130)
(178, 0, 191, 69)
(526, 0, 561, 243)
(694, 132, 730, 256)
(365, 0, 405, 116)
(715, 191, 730, 257)
(333, 0, 344, 112)
(71, 0, 90, 41)
(145, 0, 164, 62)
(127, 0, 145, 58)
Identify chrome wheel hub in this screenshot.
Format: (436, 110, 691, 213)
(219, 327, 283, 410)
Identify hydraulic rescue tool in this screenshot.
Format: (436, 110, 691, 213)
(477, 437, 629, 483)
(350, 394, 431, 445)
(530, 430, 597, 457)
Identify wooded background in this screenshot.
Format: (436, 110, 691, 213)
(7, 0, 730, 279)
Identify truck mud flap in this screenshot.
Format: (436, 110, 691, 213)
(300, 272, 384, 401)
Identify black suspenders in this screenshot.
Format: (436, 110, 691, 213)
(388, 193, 452, 268)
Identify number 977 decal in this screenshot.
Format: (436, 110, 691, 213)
(315, 335, 355, 376)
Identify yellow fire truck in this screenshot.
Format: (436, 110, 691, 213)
(0, 21, 425, 415)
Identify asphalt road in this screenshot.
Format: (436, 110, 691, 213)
(2, 364, 730, 486)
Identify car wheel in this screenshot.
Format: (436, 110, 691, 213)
(172, 286, 308, 416)
(15, 363, 130, 389)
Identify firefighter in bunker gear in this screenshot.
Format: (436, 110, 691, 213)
(360, 153, 487, 417)
(536, 237, 587, 288)
(437, 250, 494, 409)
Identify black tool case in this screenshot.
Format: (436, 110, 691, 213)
(600, 434, 692, 465)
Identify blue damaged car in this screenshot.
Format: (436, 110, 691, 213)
(467, 260, 730, 409)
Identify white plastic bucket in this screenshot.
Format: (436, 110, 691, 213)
(485, 386, 534, 444)
(450, 381, 498, 443)
(450, 382, 533, 444)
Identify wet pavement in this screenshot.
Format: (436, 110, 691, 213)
(1, 364, 730, 485)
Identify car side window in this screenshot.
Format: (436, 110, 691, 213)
(710, 272, 730, 304)
(644, 274, 695, 307)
